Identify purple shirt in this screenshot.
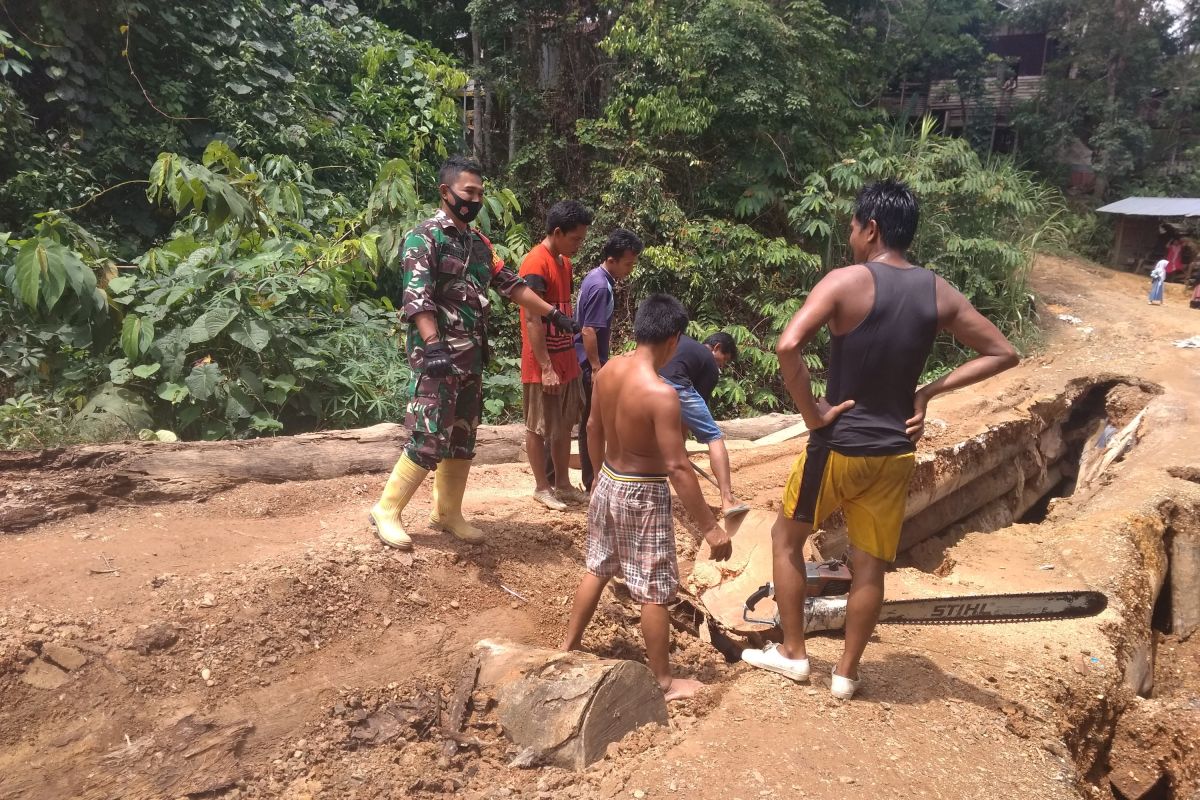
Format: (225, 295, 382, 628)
(573, 265, 616, 369)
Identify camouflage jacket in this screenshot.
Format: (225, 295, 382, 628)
(382, 210, 525, 375)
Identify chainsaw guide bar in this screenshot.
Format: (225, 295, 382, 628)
(743, 582, 1109, 630)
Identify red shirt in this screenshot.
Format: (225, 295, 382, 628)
(519, 244, 581, 384)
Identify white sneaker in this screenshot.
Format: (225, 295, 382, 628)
(533, 489, 568, 511)
(741, 643, 811, 682)
(555, 486, 590, 505)
(830, 669, 861, 700)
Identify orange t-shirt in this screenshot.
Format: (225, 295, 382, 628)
(519, 244, 581, 384)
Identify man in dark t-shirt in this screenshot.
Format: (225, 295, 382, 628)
(658, 333, 747, 518)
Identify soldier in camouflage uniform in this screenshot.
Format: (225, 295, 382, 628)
(370, 155, 578, 551)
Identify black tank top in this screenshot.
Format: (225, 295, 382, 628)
(810, 261, 938, 456)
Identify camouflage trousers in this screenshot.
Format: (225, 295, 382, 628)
(403, 371, 483, 470)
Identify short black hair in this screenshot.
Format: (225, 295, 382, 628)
(634, 294, 689, 344)
(704, 332, 737, 362)
(438, 155, 483, 188)
(853, 179, 919, 252)
(546, 200, 594, 235)
(600, 228, 644, 262)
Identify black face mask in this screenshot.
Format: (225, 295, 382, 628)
(445, 188, 483, 223)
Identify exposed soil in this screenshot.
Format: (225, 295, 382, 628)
(1, 254, 1199, 799)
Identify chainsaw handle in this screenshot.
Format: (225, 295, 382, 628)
(742, 582, 778, 626)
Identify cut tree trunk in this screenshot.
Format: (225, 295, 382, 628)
(0, 423, 528, 534)
(471, 639, 668, 770)
(1170, 528, 1200, 639)
(717, 413, 803, 441)
(0, 412, 804, 534)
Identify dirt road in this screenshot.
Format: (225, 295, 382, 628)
(1, 254, 1198, 799)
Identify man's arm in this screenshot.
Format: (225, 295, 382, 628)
(576, 280, 607, 372)
(399, 229, 441, 344)
(509, 283, 554, 317)
(479, 239, 558, 319)
(586, 369, 606, 479)
(651, 388, 731, 561)
(581, 327, 603, 372)
(525, 303, 563, 395)
(776, 272, 856, 429)
(906, 281, 1020, 441)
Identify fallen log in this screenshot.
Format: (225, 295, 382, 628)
(1170, 527, 1200, 639)
(472, 639, 668, 770)
(717, 413, 804, 441)
(0, 422, 528, 533)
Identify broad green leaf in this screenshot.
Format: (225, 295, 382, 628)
(109, 358, 132, 385)
(178, 405, 202, 428)
(157, 381, 189, 403)
(147, 153, 175, 204)
(121, 314, 154, 360)
(262, 374, 296, 391)
(225, 385, 255, 419)
(107, 275, 136, 295)
(61, 249, 96, 299)
(250, 412, 284, 432)
(185, 362, 224, 401)
(228, 317, 272, 352)
(263, 374, 296, 405)
(202, 140, 239, 171)
(132, 363, 161, 379)
(187, 306, 239, 343)
(151, 327, 190, 380)
(13, 239, 49, 309)
(38, 244, 67, 309)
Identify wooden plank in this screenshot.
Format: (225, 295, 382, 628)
(750, 420, 810, 447)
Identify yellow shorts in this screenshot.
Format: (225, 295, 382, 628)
(781, 442, 916, 562)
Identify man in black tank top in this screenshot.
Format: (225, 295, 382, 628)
(742, 180, 1019, 699)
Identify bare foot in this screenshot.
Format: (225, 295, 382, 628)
(661, 677, 705, 702)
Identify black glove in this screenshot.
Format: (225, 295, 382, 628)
(547, 308, 580, 335)
(421, 341, 454, 377)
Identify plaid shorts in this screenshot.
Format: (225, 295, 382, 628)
(586, 464, 678, 605)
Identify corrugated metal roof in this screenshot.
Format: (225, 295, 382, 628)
(1095, 197, 1200, 217)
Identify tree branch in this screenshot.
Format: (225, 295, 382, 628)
(124, 22, 208, 122)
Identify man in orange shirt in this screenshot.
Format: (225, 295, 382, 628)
(520, 200, 593, 510)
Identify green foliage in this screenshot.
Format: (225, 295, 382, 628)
(1, 138, 533, 440)
(0, 1, 467, 242)
(1, 0, 1101, 446)
(0, 392, 76, 450)
(1011, 0, 1181, 198)
(583, 0, 869, 227)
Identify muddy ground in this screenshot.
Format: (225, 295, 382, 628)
(1, 254, 1199, 800)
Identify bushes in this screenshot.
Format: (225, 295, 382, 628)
(0, 1, 465, 244)
(0, 139, 532, 446)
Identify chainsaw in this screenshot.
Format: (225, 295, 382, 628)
(743, 560, 1108, 632)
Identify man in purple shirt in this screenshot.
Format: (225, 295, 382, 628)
(565, 228, 643, 491)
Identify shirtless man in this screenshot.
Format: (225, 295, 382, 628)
(741, 179, 1019, 699)
(562, 293, 733, 701)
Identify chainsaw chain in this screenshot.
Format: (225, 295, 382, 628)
(875, 590, 1107, 626)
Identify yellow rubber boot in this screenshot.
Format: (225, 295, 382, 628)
(369, 454, 429, 550)
(429, 458, 485, 543)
